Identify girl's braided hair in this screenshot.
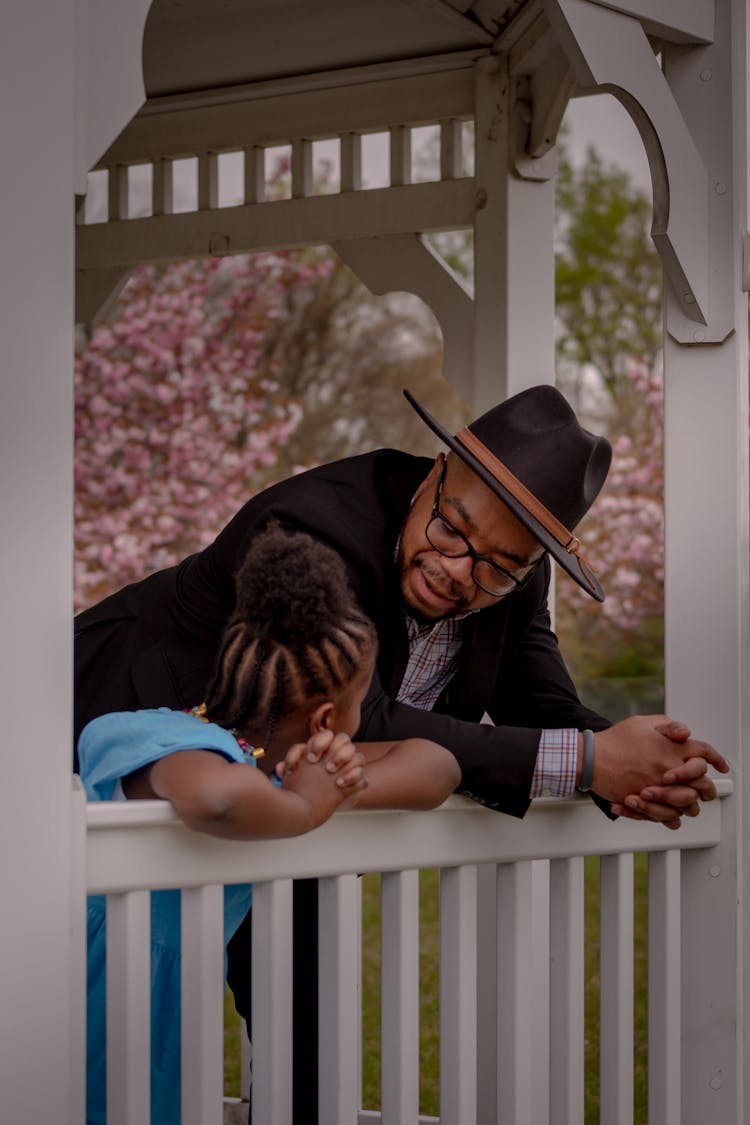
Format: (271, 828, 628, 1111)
(204, 522, 376, 735)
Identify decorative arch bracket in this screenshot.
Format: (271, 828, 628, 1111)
(333, 234, 475, 402)
(544, 0, 733, 344)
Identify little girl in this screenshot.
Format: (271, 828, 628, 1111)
(80, 523, 459, 1125)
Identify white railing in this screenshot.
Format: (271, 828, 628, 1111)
(71, 778, 733, 1125)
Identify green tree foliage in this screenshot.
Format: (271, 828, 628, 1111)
(553, 144, 665, 699)
(555, 144, 662, 428)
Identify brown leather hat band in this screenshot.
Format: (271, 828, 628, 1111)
(455, 426, 585, 558)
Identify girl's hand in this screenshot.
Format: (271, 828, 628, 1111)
(280, 730, 365, 789)
(278, 729, 334, 777)
(278, 733, 367, 826)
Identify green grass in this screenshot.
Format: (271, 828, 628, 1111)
(224, 858, 650, 1119)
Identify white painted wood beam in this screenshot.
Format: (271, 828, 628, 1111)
(75, 266, 131, 326)
(440, 865, 477, 1125)
(473, 55, 556, 411)
(84, 790, 731, 894)
(152, 157, 174, 216)
(584, 0, 714, 44)
(76, 179, 475, 268)
(389, 126, 412, 187)
(439, 118, 464, 178)
(251, 880, 293, 1125)
(197, 153, 219, 211)
(243, 146, 266, 204)
(340, 133, 363, 192)
(98, 66, 476, 167)
(548, 857, 585, 1125)
(333, 233, 474, 401)
(106, 891, 151, 1125)
(599, 854, 634, 1125)
(75, 0, 152, 187)
(318, 876, 360, 1125)
(292, 139, 313, 199)
(545, 0, 714, 331)
(108, 164, 129, 221)
(380, 870, 420, 1123)
(180, 885, 225, 1125)
(527, 53, 576, 159)
(660, 5, 735, 343)
(496, 861, 536, 1123)
(408, 0, 496, 42)
(647, 850, 682, 1125)
(69, 779, 88, 1125)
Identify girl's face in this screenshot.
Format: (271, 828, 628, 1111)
(327, 654, 375, 738)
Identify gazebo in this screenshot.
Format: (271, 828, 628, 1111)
(1, 1, 747, 1121)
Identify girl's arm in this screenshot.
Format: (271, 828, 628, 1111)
(123, 744, 365, 840)
(280, 734, 460, 811)
(354, 739, 460, 810)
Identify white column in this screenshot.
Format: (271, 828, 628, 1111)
(661, 1, 749, 1120)
(473, 56, 556, 413)
(0, 3, 76, 1122)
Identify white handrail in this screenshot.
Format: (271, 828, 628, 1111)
(83, 784, 732, 895)
(74, 780, 734, 1125)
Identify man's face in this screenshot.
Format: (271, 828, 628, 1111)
(398, 454, 545, 620)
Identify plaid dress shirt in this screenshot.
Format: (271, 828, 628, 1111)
(397, 612, 578, 799)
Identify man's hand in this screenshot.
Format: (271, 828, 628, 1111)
(590, 715, 729, 829)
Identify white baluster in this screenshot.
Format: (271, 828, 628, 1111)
(181, 884, 225, 1125)
(198, 153, 219, 210)
(549, 856, 585, 1125)
(381, 869, 420, 1123)
(389, 125, 412, 186)
(292, 139, 313, 198)
(648, 849, 681, 1124)
(340, 132, 363, 192)
(251, 878, 293, 1125)
(107, 164, 129, 221)
(319, 874, 361, 1125)
(106, 890, 151, 1125)
(440, 118, 463, 180)
(152, 158, 174, 216)
(440, 864, 477, 1125)
(496, 861, 535, 1125)
(600, 853, 634, 1125)
(244, 145, 266, 204)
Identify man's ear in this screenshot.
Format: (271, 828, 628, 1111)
(309, 701, 334, 734)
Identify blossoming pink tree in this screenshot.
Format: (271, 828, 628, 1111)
(75, 252, 335, 609)
(75, 244, 460, 610)
(555, 361, 664, 685)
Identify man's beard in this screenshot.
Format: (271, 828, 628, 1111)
(400, 555, 471, 623)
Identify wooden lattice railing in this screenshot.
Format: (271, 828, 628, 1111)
(70, 777, 733, 1125)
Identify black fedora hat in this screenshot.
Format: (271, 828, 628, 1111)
(404, 385, 612, 601)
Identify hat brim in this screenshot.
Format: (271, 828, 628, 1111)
(404, 390, 605, 602)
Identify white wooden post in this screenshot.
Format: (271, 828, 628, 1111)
(473, 55, 557, 412)
(0, 4, 76, 1121)
(661, 1, 749, 1121)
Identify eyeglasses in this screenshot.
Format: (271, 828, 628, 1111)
(425, 460, 539, 597)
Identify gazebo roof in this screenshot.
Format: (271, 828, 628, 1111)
(142, 0, 509, 96)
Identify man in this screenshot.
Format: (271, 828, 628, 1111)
(75, 384, 725, 1118)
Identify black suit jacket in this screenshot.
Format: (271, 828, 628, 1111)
(75, 449, 608, 816)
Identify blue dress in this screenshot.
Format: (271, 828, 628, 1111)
(79, 708, 259, 1125)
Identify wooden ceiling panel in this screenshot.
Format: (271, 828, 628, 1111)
(141, 0, 513, 96)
